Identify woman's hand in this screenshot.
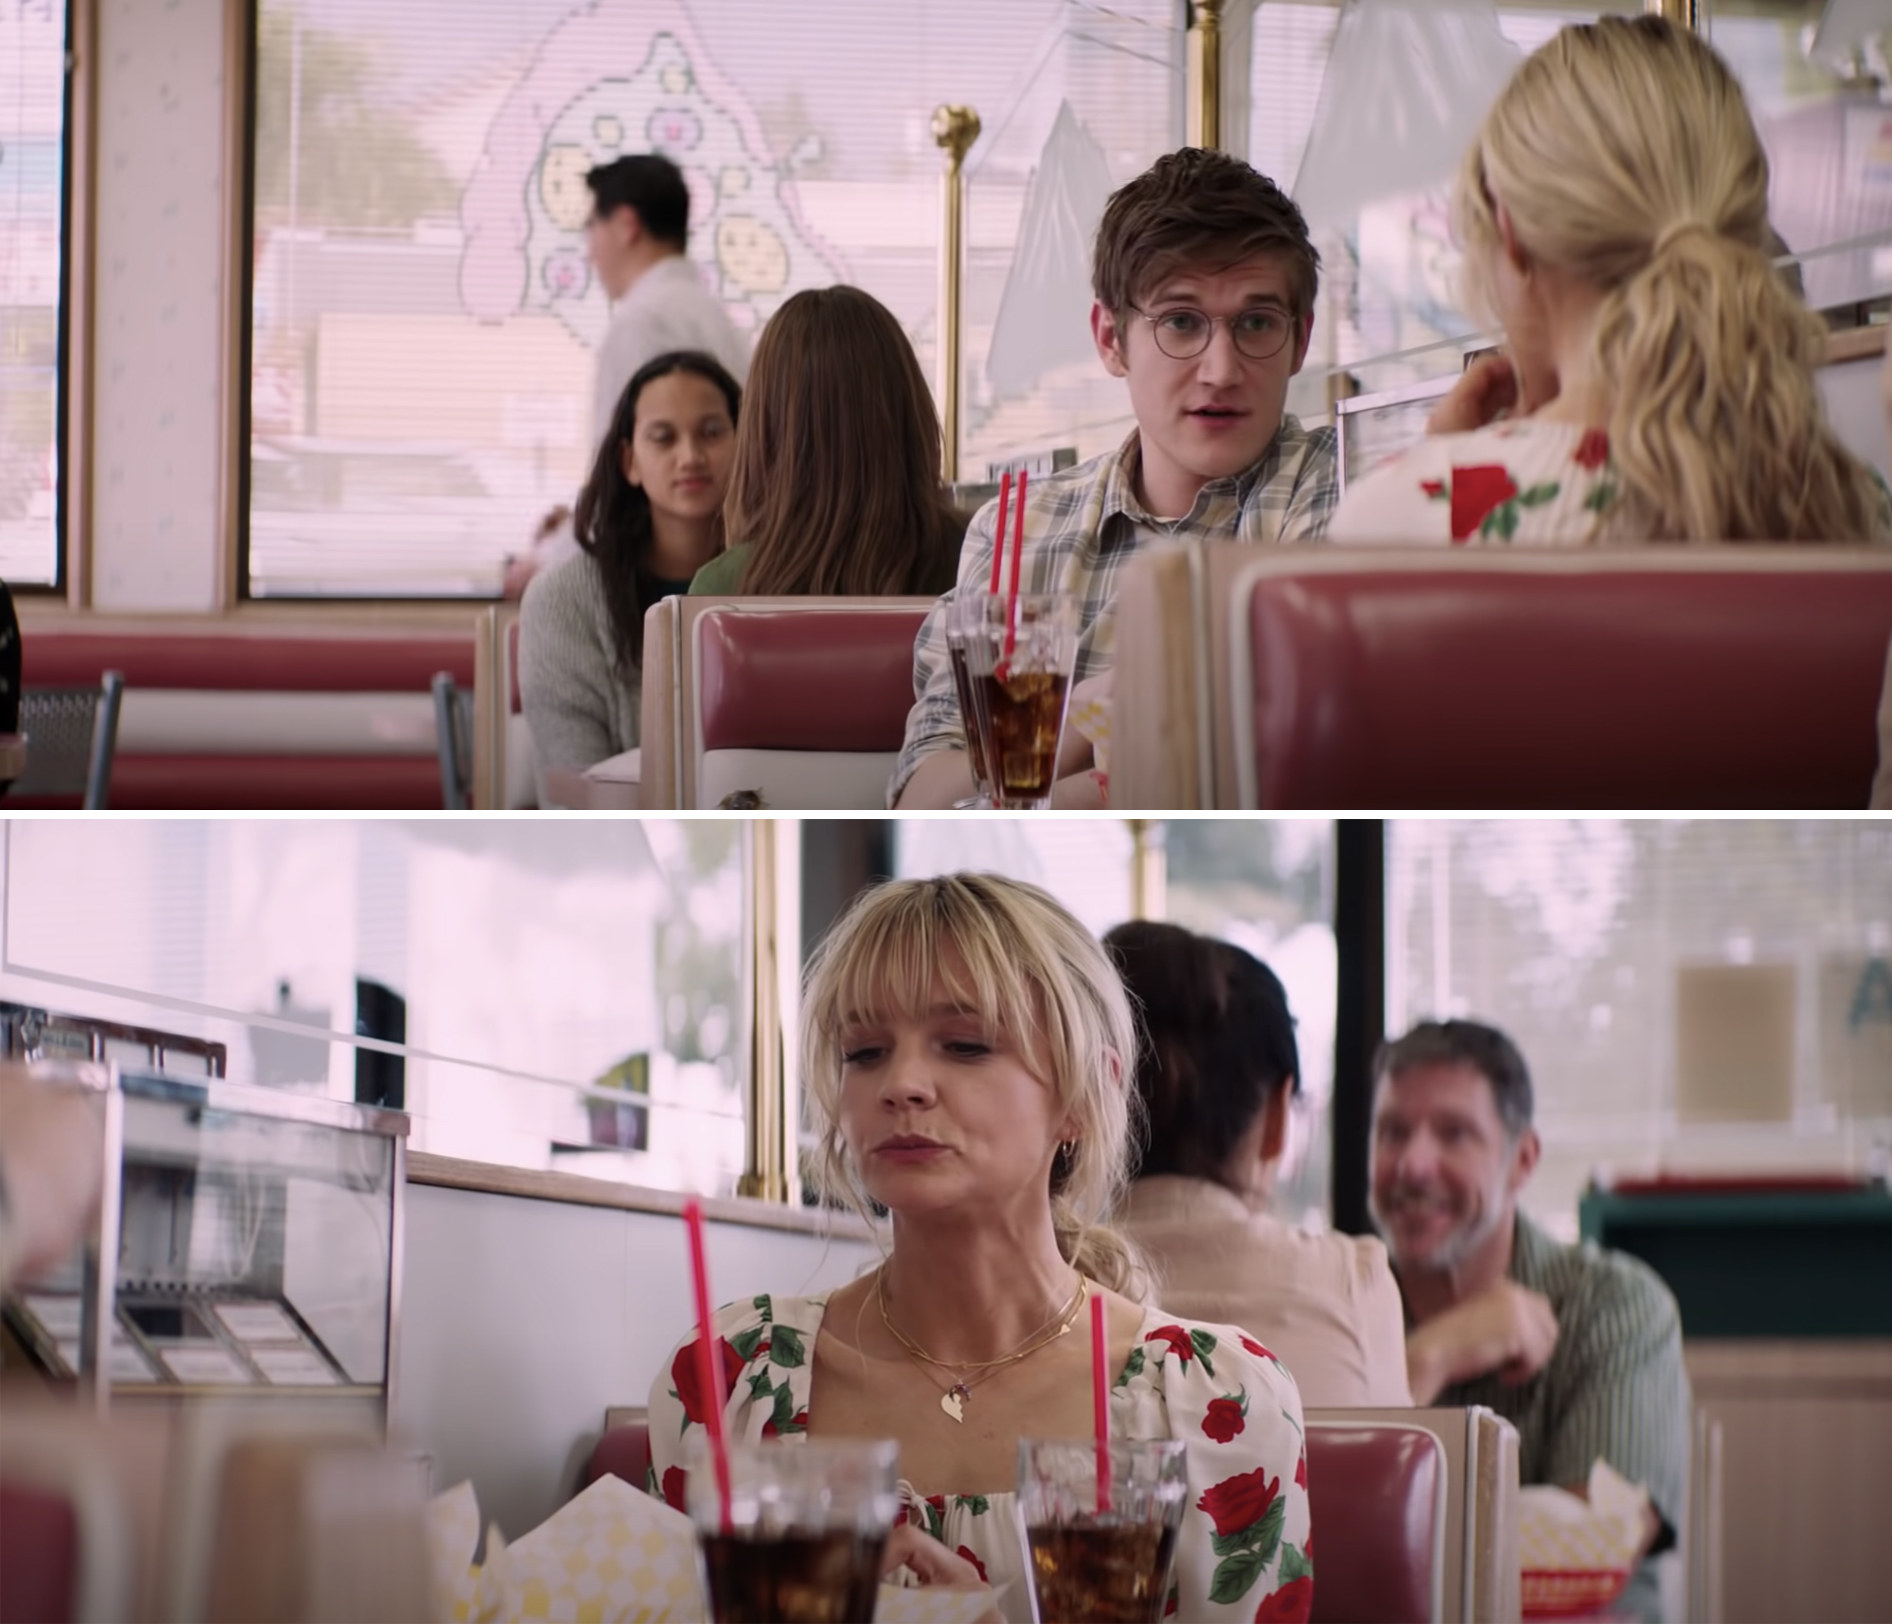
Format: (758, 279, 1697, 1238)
(1427, 353, 1522, 436)
(880, 1526, 1003, 1624)
(880, 1524, 986, 1589)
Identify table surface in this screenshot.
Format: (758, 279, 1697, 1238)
(542, 765, 639, 811)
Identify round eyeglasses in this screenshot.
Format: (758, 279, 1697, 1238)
(1134, 306, 1296, 362)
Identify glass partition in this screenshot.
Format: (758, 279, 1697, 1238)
(1705, 0, 1892, 313)
(1384, 818, 1892, 1238)
(1, 819, 748, 1193)
(1244, 0, 1883, 421)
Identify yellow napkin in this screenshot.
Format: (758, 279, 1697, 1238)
(1068, 672, 1112, 779)
(425, 1476, 995, 1624)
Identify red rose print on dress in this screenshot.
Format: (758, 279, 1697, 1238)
(1199, 1469, 1289, 1605)
(1240, 1335, 1275, 1361)
(1197, 1468, 1282, 1540)
(1146, 1324, 1194, 1362)
(956, 1546, 989, 1584)
(1294, 1453, 1307, 1490)
(1421, 478, 1447, 500)
(1253, 1575, 1314, 1622)
(1145, 1323, 1219, 1377)
(670, 1335, 742, 1426)
(1202, 1391, 1250, 1443)
(1449, 466, 1518, 541)
(661, 1465, 687, 1512)
(1573, 428, 1610, 470)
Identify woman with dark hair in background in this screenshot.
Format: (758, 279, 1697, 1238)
(688, 285, 966, 597)
(1106, 920, 1412, 1407)
(519, 350, 740, 804)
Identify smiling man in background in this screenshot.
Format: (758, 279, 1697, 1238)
(1372, 1018, 1690, 1622)
(891, 147, 1339, 808)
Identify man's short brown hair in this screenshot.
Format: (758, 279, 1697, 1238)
(1092, 148, 1320, 323)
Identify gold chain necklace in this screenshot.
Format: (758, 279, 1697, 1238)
(875, 1268, 1088, 1423)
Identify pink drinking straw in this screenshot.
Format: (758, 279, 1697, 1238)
(988, 472, 1013, 596)
(683, 1197, 734, 1533)
(1001, 469, 1029, 671)
(1090, 1289, 1112, 1514)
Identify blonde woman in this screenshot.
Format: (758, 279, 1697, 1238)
(1329, 15, 1891, 546)
(648, 874, 1313, 1624)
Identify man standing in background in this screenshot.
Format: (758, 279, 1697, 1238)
(505, 155, 750, 595)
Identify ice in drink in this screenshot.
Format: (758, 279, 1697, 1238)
(1025, 1519, 1181, 1624)
(977, 667, 1071, 801)
(698, 1528, 887, 1624)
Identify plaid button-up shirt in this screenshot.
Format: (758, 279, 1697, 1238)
(889, 416, 1339, 804)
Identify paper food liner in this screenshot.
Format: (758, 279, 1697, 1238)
(424, 1477, 992, 1624)
(1518, 1459, 1648, 1620)
(1068, 671, 1112, 778)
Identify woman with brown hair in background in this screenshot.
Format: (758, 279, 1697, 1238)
(688, 285, 967, 596)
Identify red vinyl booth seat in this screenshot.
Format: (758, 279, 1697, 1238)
(18, 625, 477, 809)
(696, 608, 926, 753)
(0, 1481, 80, 1624)
(640, 597, 932, 808)
(1305, 1423, 1444, 1624)
(1113, 546, 1892, 809)
(584, 1418, 1447, 1622)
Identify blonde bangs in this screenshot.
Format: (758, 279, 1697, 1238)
(799, 873, 1150, 1300)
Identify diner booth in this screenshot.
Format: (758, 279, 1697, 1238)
(2, 817, 1888, 1622)
(8, 0, 1892, 811)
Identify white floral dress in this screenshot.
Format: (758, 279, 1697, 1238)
(648, 1293, 1314, 1624)
(1328, 420, 1625, 546)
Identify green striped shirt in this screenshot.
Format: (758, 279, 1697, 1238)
(1437, 1212, 1690, 1619)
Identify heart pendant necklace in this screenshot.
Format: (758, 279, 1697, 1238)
(940, 1383, 972, 1423)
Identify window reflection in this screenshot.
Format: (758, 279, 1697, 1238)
(1385, 819, 1892, 1238)
(1, 820, 747, 1193)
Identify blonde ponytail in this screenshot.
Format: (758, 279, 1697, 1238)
(1456, 14, 1889, 545)
(1595, 224, 1883, 542)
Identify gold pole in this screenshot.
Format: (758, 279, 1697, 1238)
(737, 819, 787, 1202)
(1128, 820, 1168, 921)
(1187, 0, 1226, 151)
(931, 105, 980, 483)
(1643, 0, 1701, 28)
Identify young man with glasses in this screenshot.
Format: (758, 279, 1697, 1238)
(891, 148, 1337, 808)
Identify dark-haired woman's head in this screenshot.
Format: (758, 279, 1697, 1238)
(725, 285, 963, 596)
(1103, 920, 1300, 1197)
(574, 349, 740, 672)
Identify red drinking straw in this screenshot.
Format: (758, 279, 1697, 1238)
(988, 472, 1013, 595)
(1090, 1287, 1112, 1514)
(1001, 469, 1029, 670)
(683, 1197, 734, 1533)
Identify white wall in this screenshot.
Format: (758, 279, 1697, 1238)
(89, 0, 231, 611)
(395, 1182, 876, 1539)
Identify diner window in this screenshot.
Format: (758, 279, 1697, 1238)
(242, 0, 1182, 599)
(1703, 0, 1892, 313)
(1241, 0, 1658, 416)
(891, 818, 1338, 1227)
(1384, 819, 1892, 1239)
(0, 819, 749, 1193)
(0, 0, 71, 589)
